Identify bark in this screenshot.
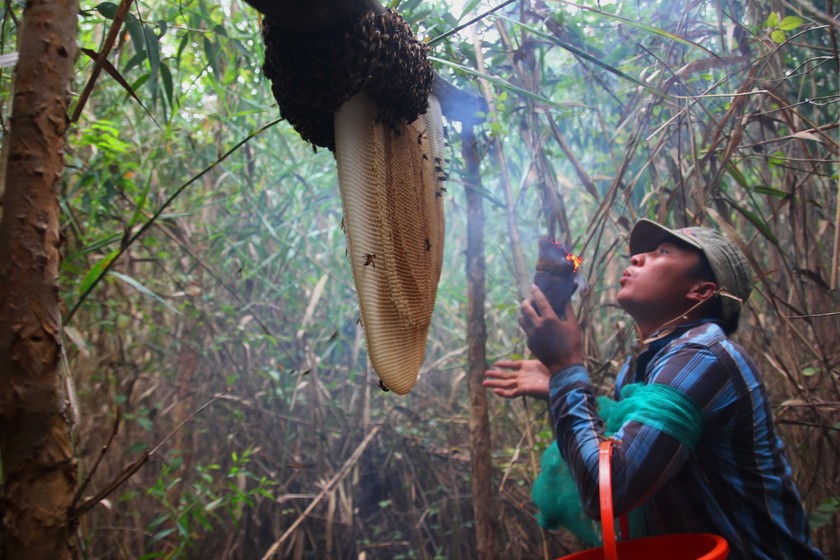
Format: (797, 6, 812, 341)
(0, 1, 79, 559)
(463, 126, 499, 559)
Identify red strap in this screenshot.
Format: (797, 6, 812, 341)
(598, 439, 618, 560)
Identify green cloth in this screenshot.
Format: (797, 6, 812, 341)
(532, 382, 704, 544)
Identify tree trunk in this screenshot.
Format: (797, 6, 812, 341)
(463, 126, 499, 559)
(0, 1, 78, 558)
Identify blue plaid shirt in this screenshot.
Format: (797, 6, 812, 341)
(549, 321, 823, 560)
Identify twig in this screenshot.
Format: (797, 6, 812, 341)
(70, 390, 226, 519)
(260, 425, 381, 559)
(786, 311, 840, 319)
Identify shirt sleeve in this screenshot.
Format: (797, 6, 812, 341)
(549, 343, 732, 519)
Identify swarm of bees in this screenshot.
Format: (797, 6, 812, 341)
(260, 7, 446, 395)
(261, 9, 434, 151)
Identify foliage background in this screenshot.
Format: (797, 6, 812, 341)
(1, 0, 837, 558)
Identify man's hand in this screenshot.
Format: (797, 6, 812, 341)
(483, 359, 551, 400)
(519, 284, 583, 374)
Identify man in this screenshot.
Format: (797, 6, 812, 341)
(484, 219, 823, 560)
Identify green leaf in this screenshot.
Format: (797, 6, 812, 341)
(770, 29, 786, 44)
(79, 248, 120, 297)
(148, 527, 176, 545)
(81, 233, 122, 255)
(725, 163, 749, 189)
(809, 498, 840, 529)
(721, 197, 779, 246)
(753, 186, 790, 199)
(108, 271, 181, 314)
(460, 0, 481, 20)
(766, 12, 779, 28)
(144, 25, 161, 103)
(95, 1, 118, 19)
(160, 61, 174, 116)
(779, 16, 804, 31)
(768, 151, 786, 166)
(124, 13, 146, 61)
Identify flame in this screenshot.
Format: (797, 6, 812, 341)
(565, 252, 583, 272)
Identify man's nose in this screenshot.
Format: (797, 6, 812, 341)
(630, 253, 644, 266)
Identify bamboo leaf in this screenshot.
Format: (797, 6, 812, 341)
(721, 196, 780, 246)
(80, 48, 158, 127)
(552, 2, 720, 58)
(429, 56, 585, 109)
(124, 13, 146, 68)
(108, 271, 181, 314)
(144, 24, 161, 103)
(79, 248, 120, 297)
(753, 186, 791, 199)
(460, 0, 481, 19)
(501, 17, 667, 97)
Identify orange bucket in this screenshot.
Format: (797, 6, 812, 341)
(557, 440, 729, 560)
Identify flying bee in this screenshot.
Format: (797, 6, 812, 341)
(363, 253, 376, 268)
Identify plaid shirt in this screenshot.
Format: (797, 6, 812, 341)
(549, 321, 824, 560)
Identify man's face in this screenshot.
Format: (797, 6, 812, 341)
(617, 239, 705, 327)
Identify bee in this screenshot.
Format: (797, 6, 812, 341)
(378, 379, 390, 392)
(363, 253, 376, 268)
(417, 130, 426, 145)
(424, 238, 431, 251)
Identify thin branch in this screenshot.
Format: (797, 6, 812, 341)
(70, 390, 226, 519)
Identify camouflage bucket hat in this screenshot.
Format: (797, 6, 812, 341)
(629, 219, 753, 321)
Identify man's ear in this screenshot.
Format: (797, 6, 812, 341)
(687, 281, 718, 302)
